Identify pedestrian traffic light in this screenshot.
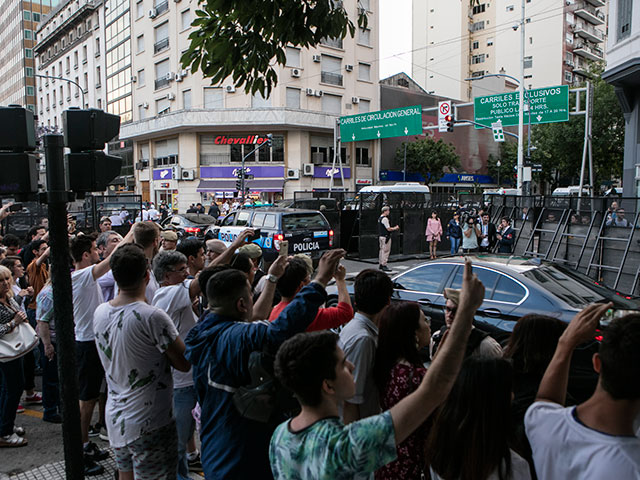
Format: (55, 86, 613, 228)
(445, 115, 454, 133)
(0, 105, 39, 197)
(63, 108, 122, 194)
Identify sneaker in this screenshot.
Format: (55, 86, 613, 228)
(43, 413, 63, 424)
(83, 456, 105, 476)
(24, 392, 42, 405)
(98, 425, 109, 442)
(84, 441, 110, 461)
(379, 265, 392, 272)
(188, 451, 202, 472)
(88, 423, 101, 437)
(16, 404, 25, 414)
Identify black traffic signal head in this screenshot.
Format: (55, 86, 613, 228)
(445, 115, 454, 133)
(63, 108, 120, 152)
(67, 151, 122, 193)
(266, 133, 273, 147)
(236, 178, 242, 191)
(0, 105, 36, 152)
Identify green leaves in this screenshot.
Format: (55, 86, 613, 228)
(182, 0, 365, 96)
(396, 138, 460, 185)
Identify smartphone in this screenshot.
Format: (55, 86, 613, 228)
(279, 240, 289, 257)
(8, 203, 22, 212)
(248, 229, 262, 242)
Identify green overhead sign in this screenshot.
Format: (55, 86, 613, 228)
(339, 105, 423, 142)
(474, 85, 569, 128)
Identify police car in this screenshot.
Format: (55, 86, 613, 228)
(206, 207, 335, 263)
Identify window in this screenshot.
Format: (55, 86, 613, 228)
(618, 0, 632, 41)
(471, 70, 485, 78)
(358, 28, 371, 46)
(203, 87, 223, 109)
(182, 89, 191, 109)
(138, 69, 145, 86)
(24, 30, 32, 40)
(137, 0, 144, 19)
(470, 21, 485, 31)
(96, 38, 100, 55)
(321, 37, 343, 49)
(181, 9, 191, 30)
(137, 35, 145, 53)
(236, 211, 251, 227)
(24, 10, 31, 20)
(471, 54, 485, 64)
(154, 22, 169, 53)
(487, 38, 494, 46)
(321, 55, 343, 86)
(286, 87, 300, 109)
(472, 3, 486, 14)
(25, 67, 33, 77)
(97, 99, 102, 109)
(251, 91, 271, 108)
(155, 59, 170, 89)
(74, 51, 78, 68)
(359, 99, 370, 113)
(355, 146, 370, 166)
(282, 213, 329, 231)
(26, 86, 34, 96)
(524, 56, 533, 69)
(472, 41, 479, 49)
(82, 45, 87, 62)
(156, 97, 170, 115)
(66, 57, 70, 72)
(565, 33, 574, 45)
(525, 18, 531, 23)
(395, 264, 454, 293)
(32, 12, 40, 22)
(493, 276, 526, 303)
(564, 71, 573, 83)
(358, 63, 371, 81)
(360, 0, 370, 11)
(138, 104, 146, 120)
(25, 48, 33, 58)
(450, 266, 499, 298)
(96, 66, 101, 85)
(285, 47, 300, 68)
(321, 93, 341, 115)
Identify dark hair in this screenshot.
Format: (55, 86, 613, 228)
(275, 331, 339, 407)
(27, 225, 46, 241)
(70, 234, 97, 263)
(373, 301, 424, 392)
(206, 269, 250, 309)
(133, 221, 160, 249)
(599, 314, 640, 399)
(30, 239, 47, 255)
(1, 256, 22, 273)
(503, 314, 567, 376)
(197, 265, 230, 298)
(431, 211, 439, 219)
(2, 234, 20, 248)
(426, 357, 514, 480)
(467, 217, 475, 224)
(110, 243, 148, 290)
(501, 216, 511, 225)
(277, 258, 310, 298)
(229, 252, 253, 275)
(176, 237, 204, 260)
(354, 269, 394, 315)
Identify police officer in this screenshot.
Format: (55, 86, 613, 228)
(378, 206, 399, 272)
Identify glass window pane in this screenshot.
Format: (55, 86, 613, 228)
(449, 266, 499, 299)
(358, 63, 371, 81)
(286, 47, 300, 67)
(395, 264, 454, 293)
(236, 211, 251, 226)
(322, 93, 341, 115)
(286, 88, 300, 109)
(204, 87, 223, 109)
(493, 276, 526, 303)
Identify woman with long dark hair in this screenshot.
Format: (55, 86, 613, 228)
(425, 211, 443, 260)
(426, 357, 531, 480)
(373, 301, 431, 479)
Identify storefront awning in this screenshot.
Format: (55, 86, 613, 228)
(196, 179, 284, 192)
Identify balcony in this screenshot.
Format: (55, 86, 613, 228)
(574, 42, 604, 61)
(574, 2, 605, 25)
(321, 71, 343, 86)
(584, 0, 605, 7)
(573, 21, 605, 43)
(154, 38, 169, 54)
(573, 59, 590, 76)
(155, 77, 171, 90)
(155, 1, 169, 15)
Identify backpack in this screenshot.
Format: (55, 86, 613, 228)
(232, 350, 300, 424)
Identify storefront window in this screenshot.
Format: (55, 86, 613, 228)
(199, 134, 285, 164)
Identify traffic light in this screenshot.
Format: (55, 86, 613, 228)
(266, 133, 273, 147)
(63, 108, 122, 194)
(0, 105, 39, 197)
(445, 115, 454, 133)
(236, 178, 242, 191)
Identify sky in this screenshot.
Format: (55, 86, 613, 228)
(378, 0, 413, 80)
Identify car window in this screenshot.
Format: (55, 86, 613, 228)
(263, 214, 277, 228)
(252, 213, 265, 228)
(236, 211, 251, 227)
(282, 213, 329, 230)
(222, 213, 236, 226)
(171, 217, 181, 226)
(493, 275, 526, 303)
(449, 266, 500, 299)
(394, 264, 455, 293)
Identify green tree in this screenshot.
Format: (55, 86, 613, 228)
(487, 141, 517, 186)
(396, 138, 460, 185)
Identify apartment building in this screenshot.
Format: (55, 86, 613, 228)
(0, 0, 57, 110)
(412, 0, 608, 101)
(120, 0, 379, 209)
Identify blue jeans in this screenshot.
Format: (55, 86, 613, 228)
(449, 237, 461, 254)
(39, 342, 60, 419)
(174, 385, 197, 480)
(0, 357, 24, 436)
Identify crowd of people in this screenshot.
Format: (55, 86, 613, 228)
(0, 197, 638, 479)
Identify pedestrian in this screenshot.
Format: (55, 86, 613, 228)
(204, 239, 226, 266)
(20, 225, 47, 268)
(378, 206, 399, 272)
(269, 260, 485, 479)
(2, 235, 20, 257)
(478, 212, 497, 253)
(238, 243, 266, 287)
(496, 217, 515, 254)
(425, 211, 443, 260)
(148, 203, 160, 222)
(109, 210, 123, 227)
(195, 203, 205, 214)
(525, 304, 640, 478)
(0, 265, 28, 447)
(160, 230, 178, 251)
(119, 206, 130, 225)
(606, 208, 629, 227)
(461, 215, 481, 253)
(98, 216, 112, 233)
(0, 257, 31, 314)
(95, 231, 123, 302)
(426, 357, 532, 480)
(94, 244, 190, 480)
(208, 201, 220, 219)
(373, 301, 431, 479)
(176, 237, 205, 278)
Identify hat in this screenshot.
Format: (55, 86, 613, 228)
(206, 239, 227, 255)
(444, 288, 460, 306)
(238, 243, 263, 259)
(161, 230, 178, 242)
(100, 216, 111, 223)
(293, 253, 313, 275)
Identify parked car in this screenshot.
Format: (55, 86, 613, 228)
(205, 207, 334, 263)
(327, 254, 640, 344)
(160, 213, 217, 238)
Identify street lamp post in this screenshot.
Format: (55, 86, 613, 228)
(497, 160, 501, 186)
(35, 74, 86, 107)
(517, 0, 526, 196)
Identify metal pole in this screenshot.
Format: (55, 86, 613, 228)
(44, 134, 85, 480)
(403, 143, 407, 182)
(241, 153, 246, 205)
(35, 74, 86, 107)
(516, 0, 525, 195)
(578, 82, 590, 209)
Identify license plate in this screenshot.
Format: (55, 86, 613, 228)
(314, 231, 328, 238)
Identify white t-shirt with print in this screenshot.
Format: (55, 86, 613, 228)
(152, 280, 196, 389)
(113, 269, 159, 304)
(525, 401, 640, 479)
(430, 449, 531, 480)
(72, 266, 104, 341)
(93, 301, 179, 448)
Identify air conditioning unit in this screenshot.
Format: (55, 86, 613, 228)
(135, 161, 145, 170)
(311, 152, 324, 164)
(175, 73, 183, 82)
(131, 75, 137, 83)
(167, 93, 176, 100)
(314, 90, 323, 97)
(345, 64, 354, 72)
(148, 8, 157, 18)
(225, 85, 236, 93)
(351, 96, 360, 104)
(173, 0, 181, 2)
(564, 60, 574, 67)
(302, 163, 314, 176)
(142, 102, 149, 109)
(182, 169, 195, 180)
(165, 72, 174, 81)
(306, 88, 315, 96)
(286, 168, 300, 180)
(291, 68, 301, 78)
(171, 165, 181, 178)
(312, 54, 321, 63)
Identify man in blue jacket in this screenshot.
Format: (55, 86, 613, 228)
(185, 248, 345, 479)
(496, 217, 515, 253)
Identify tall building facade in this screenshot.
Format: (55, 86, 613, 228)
(412, 0, 608, 101)
(0, 0, 57, 109)
(120, 0, 379, 209)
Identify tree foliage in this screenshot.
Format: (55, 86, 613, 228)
(396, 138, 460, 185)
(181, 1, 367, 97)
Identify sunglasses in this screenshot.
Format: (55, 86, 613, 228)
(445, 305, 457, 314)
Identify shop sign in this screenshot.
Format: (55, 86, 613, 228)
(356, 179, 373, 185)
(160, 182, 170, 188)
(200, 165, 284, 178)
(153, 168, 173, 180)
(312, 166, 352, 179)
(214, 135, 269, 145)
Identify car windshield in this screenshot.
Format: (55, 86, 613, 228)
(522, 264, 640, 309)
(282, 213, 329, 230)
(182, 214, 216, 225)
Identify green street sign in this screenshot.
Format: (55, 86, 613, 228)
(474, 85, 569, 128)
(339, 105, 423, 142)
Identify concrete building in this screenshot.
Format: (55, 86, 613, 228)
(120, 0, 379, 210)
(602, 0, 638, 197)
(0, 0, 57, 110)
(412, 0, 608, 101)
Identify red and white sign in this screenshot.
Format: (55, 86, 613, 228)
(356, 179, 373, 185)
(438, 101, 451, 133)
(214, 135, 268, 145)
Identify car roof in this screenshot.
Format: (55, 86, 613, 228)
(234, 207, 322, 215)
(412, 254, 544, 274)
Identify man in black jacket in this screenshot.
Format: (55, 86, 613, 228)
(478, 213, 497, 253)
(497, 217, 515, 253)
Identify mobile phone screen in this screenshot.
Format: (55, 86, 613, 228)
(279, 240, 289, 257)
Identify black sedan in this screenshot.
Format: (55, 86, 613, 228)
(160, 213, 217, 238)
(327, 254, 640, 343)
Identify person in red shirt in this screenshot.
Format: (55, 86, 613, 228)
(269, 257, 352, 331)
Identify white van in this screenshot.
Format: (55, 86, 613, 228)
(345, 182, 431, 210)
(483, 188, 518, 203)
(552, 186, 590, 196)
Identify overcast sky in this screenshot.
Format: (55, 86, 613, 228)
(378, 0, 412, 80)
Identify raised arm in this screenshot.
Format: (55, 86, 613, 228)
(251, 255, 287, 321)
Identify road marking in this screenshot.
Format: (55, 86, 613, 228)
(23, 408, 43, 419)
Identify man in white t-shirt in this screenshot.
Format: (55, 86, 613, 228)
(94, 243, 190, 480)
(525, 303, 640, 479)
(96, 230, 123, 302)
(147, 203, 160, 222)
